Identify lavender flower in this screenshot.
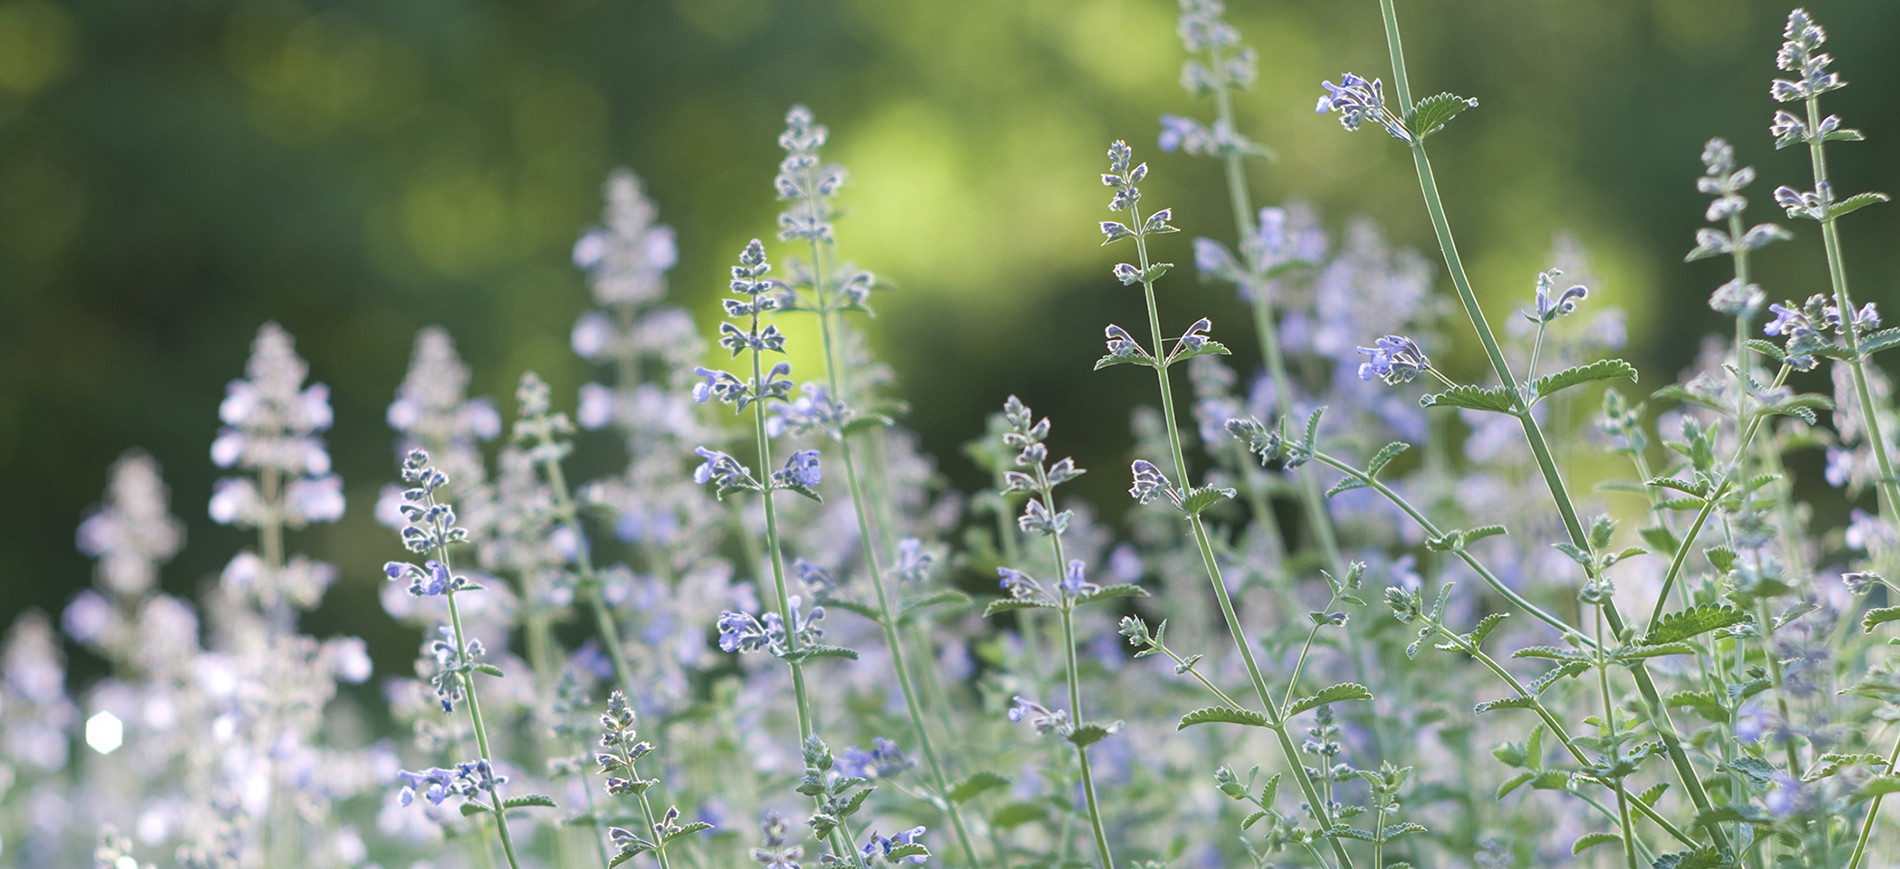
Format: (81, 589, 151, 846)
(1129, 459, 1172, 504)
(1316, 73, 1407, 141)
(76, 451, 184, 598)
(1355, 334, 1432, 384)
(837, 737, 911, 780)
(1007, 696, 1069, 736)
(1771, 9, 1844, 104)
(1526, 270, 1588, 324)
(776, 105, 845, 243)
(860, 826, 929, 865)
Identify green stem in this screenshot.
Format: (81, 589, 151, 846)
(444, 583, 521, 869)
(1847, 726, 1900, 869)
(1375, 1, 1728, 849)
(807, 232, 990, 869)
(1061, 606, 1116, 869)
(1127, 202, 1353, 869)
(538, 438, 676, 869)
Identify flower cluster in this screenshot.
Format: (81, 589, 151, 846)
(1765, 293, 1881, 370)
(1770, 8, 1844, 104)
(1316, 73, 1406, 141)
(396, 760, 506, 807)
(1355, 334, 1432, 385)
(716, 595, 824, 655)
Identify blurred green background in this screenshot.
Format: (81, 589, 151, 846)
(3, 0, 1896, 676)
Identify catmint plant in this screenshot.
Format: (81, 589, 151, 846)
(763, 104, 994, 869)
(384, 448, 535, 868)
(983, 395, 1141, 869)
(1097, 139, 1365, 868)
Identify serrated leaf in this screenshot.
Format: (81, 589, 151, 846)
(1474, 696, 1538, 714)
(1326, 477, 1369, 497)
(779, 644, 859, 664)
(1642, 603, 1750, 645)
(504, 795, 557, 810)
(609, 850, 637, 868)
(884, 843, 930, 861)
(1285, 683, 1373, 718)
(1073, 584, 1150, 607)
(1512, 645, 1592, 662)
(822, 597, 883, 621)
(1639, 782, 1669, 807)
(990, 801, 1046, 829)
(1497, 772, 1536, 799)
(1467, 613, 1509, 648)
(1616, 641, 1698, 661)
(1178, 706, 1272, 730)
(1366, 441, 1410, 479)
(1241, 810, 1272, 830)
(1573, 832, 1622, 855)
(983, 598, 1054, 616)
(898, 589, 971, 621)
(1381, 822, 1427, 841)
(1705, 546, 1737, 574)
(1406, 92, 1479, 141)
(1862, 606, 1900, 633)
(1528, 661, 1592, 694)
(1855, 775, 1900, 802)
(1811, 753, 1886, 781)
(1067, 721, 1121, 748)
(1095, 353, 1153, 371)
(947, 771, 1011, 803)
(1859, 327, 1900, 357)
(461, 802, 491, 816)
(1168, 339, 1231, 365)
(1829, 191, 1890, 221)
(1744, 338, 1786, 360)
(1177, 485, 1237, 515)
(1532, 358, 1638, 404)
(1723, 755, 1777, 785)
(1666, 690, 1729, 723)
(1420, 384, 1519, 414)
(1639, 525, 1680, 554)
(664, 822, 714, 843)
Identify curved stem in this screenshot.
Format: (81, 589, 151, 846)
(1374, 1, 1728, 848)
(1128, 202, 1353, 869)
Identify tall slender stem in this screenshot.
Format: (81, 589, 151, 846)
(1374, 1, 1728, 849)
(1126, 203, 1353, 869)
(805, 225, 990, 869)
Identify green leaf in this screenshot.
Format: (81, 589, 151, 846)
(1512, 645, 1592, 662)
(1406, 92, 1479, 141)
(898, 589, 971, 621)
(1380, 822, 1427, 841)
(1704, 546, 1737, 574)
(1325, 476, 1369, 497)
(1466, 613, 1509, 648)
(1073, 584, 1150, 607)
(947, 771, 1012, 803)
(1531, 358, 1638, 404)
(1474, 696, 1538, 715)
(504, 795, 557, 810)
(1723, 755, 1777, 785)
(1666, 690, 1729, 723)
(1094, 353, 1155, 371)
(1829, 191, 1890, 221)
(1241, 810, 1272, 830)
(1639, 783, 1669, 807)
(883, 843, 931, 862)
(779, 644, 859, 664)
(1855, 775, 1900, 803)
(473, 663, 506, 678)
(1863, 606, 1900, 633)
(1573, 832, 1623, 855)
(1177, 485, 1237, 515)
(1365, 441, 1410, 479)
(983, 598, 1054, 617)
(1641, 603, 1750, 645)
(1811, 753, 1886, 781)
(1638, 525, 1679, 555)
(1496, 771, 1536, 799)
(609, 850, 638, 868)
(1285, 683, 1373, 719)
(1067, 721, 1122, 748)
(461, 802, 491, 816)
(990, 801, 1046, 829)
(821, 597, 883, 621)
(1615, 641, 1698, 661)
(1178, 706, 1272, 730)
(1167, 339, 1231, 365)
(1859, 327, 1900, 357)
(664, 822, 714, 843)
(1420, 384, 1518, 414)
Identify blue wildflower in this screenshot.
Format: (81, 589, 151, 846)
(1355, 335, 1431, 384)
(1058, 560, 1099, 597)
(861, 826, 929, 865)
(1007, 696, 1069, 735)
(1317, 73, 1408, 141)
(1528, 270, 1588, 323)
(1129, 459, 1171, 504)
(837, 737, 912, 781)
(772, 449, 822, 490)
